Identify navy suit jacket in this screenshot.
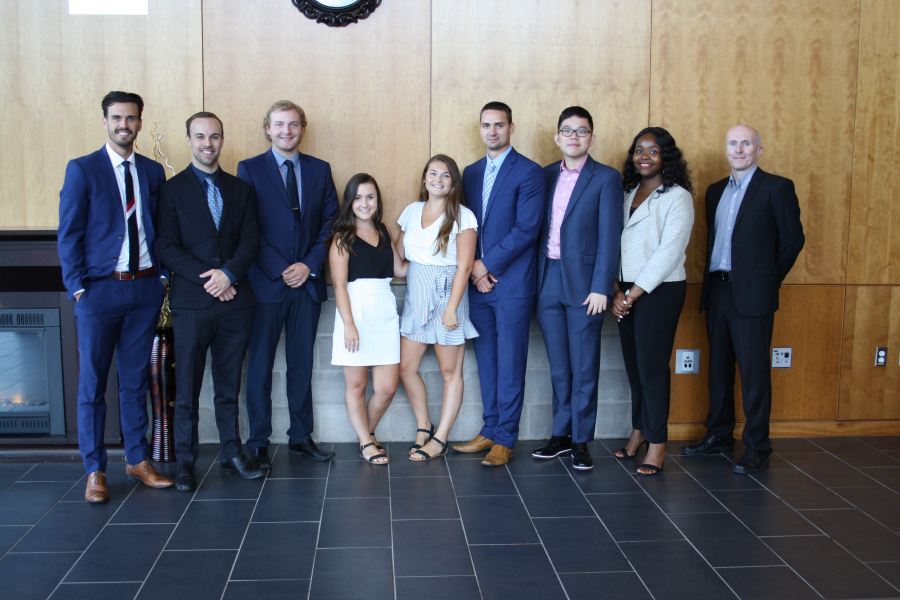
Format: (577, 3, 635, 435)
(463, 147, 545, 299)
(700, 168, 805, 317)
(537, 156, 624, 304)
(157, 167, 259, 310)
(58, 146, 167, 299)
(237, 149, 339, 304)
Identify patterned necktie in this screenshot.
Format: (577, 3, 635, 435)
(205, 176, 222, 230)
(285, 160, 301, 222)
(123, 160, 139, 273)
(482, 160, 496, 224)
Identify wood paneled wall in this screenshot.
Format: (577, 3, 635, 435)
(3, 0, 900, 435)
(0, 0, 202, 227)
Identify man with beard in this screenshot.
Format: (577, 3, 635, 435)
(59, 91, 173, 502)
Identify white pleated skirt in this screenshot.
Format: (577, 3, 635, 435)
(331, 278, 400, 366)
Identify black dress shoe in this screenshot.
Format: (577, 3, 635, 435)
(221, 454, 265, 479)
(174, 463, 196, 492)
(681, 432, 736, 456)
(532, 435, 573, 459)
(289, 439, 335, 461)
(250, 447, 272, 471)
(733, 450, 771, 474)
(571, 443, 593, 471)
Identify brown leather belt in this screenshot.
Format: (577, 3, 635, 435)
(110, 266, 156, 280)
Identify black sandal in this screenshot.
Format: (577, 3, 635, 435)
(370, 433, 384, 451)
(409, 423, 435, 452)
(409, 436, 448, 461)
(359, 442, 388, 464)
(636, 462, 663, 475)
(615, 440, 648, 459)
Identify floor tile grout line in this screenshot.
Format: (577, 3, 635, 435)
(39, 466, 147, 600)
(444, 454, 487, 599)
(387, 450, 397, 600)
(131, 449, 221, 600)
(305, 445, 334, 600)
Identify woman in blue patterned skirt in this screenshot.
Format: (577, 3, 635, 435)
(397, 155, 479, 461)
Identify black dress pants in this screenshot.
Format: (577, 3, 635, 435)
(617, 280, 686, 444)
(704, 276, 775, 452)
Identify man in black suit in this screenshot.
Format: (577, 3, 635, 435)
(158, 112, 262, 491)
(683, 125, 805, 473)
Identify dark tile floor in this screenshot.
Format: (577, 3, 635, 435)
(1, 436, 899, 600)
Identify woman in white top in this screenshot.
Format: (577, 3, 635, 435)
(328, 174, 408, 464)
(396, 155, 478, 461)
(611, 127, 694, 475)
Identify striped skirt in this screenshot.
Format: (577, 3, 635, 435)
(331, 278, 400, 366)
(400, 262, 479, 346)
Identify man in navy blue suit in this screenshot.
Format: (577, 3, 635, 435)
(452, 102, 545, 466)
(58, 91, 173, 502)
(532, 106, 623, 471)
(237, 101, 339, 469)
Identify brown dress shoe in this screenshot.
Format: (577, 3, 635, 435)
(452, 435, 494, 453)
(125, 460, 174, 488)
(482, 444, 513, 466)
(85, 470, 109, 503)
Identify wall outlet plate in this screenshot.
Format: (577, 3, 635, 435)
(675, 349, 700, 374)
(876, 347, 888, 366)
(772, 347, 792, 368)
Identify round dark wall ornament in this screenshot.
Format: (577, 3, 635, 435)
(291, 0, 382, 27)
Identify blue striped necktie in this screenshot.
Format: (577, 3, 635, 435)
(205, 176, 222, 229)
(482, 160, 496, 224)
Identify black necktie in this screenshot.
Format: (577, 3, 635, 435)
(123, 161, 140, 273)
(285, 161, 301, 222)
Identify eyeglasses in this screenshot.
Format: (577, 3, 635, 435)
(559, 128, 592, 138)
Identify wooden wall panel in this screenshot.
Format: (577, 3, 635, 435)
(848, 0, 900, 284)
(669, 285, 843, 423)
(650, 0, 859, 286)
(839, 286, 900, 420)
(202, 0, 430, 229)
(431, 0, 651, 178)
(0, 0, 202, 227)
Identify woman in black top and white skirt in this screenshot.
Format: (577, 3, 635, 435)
(329, 173, 408, 464)
(397, 155, 479, 461)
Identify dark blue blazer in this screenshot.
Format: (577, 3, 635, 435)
(58, 146, 167, 299)
(157, 167, 259, 310)
(463, 147, 545, 299)
(537, 156, 624, 304)
(237, 150, 339, 304)
(700, 168, 805, 317)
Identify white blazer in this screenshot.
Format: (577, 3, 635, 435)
(619, 184, 694, 293)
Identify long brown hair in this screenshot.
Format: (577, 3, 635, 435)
(326, 173, 385, 255)
(419, 155, 466, 257)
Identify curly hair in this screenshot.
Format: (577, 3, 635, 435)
(622, 127, 693, 195)
(327, 173, 385, 256)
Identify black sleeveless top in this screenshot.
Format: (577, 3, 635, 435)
(348, 223, 394, 282)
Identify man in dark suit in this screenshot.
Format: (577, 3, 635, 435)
(532, 106, 623, 471)
(158, 112, 262, 491)
(452, 102, 545, 466)
(58, 91, 173, 503)
(683, 125, 805, 473)
(237, 101, 339, 469)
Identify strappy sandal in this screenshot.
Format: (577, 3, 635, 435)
(615, 440, 648, 459)
(409, 423, 435, 452)
(370, 433, 384, 451)
(359, 442, 388, 465)
(636, 462, 663, 475)
(409, 436, 448, 461)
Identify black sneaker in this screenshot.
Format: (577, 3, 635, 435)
(571, 443, 593, 471)
(532, 435, 573, 459)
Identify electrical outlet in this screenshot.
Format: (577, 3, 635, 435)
(675, 349, 700, 374)
(875, 347, 888, 367)
(772, 347, 792, 368)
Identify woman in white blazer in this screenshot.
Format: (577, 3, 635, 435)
(611, 127, 694, 475)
